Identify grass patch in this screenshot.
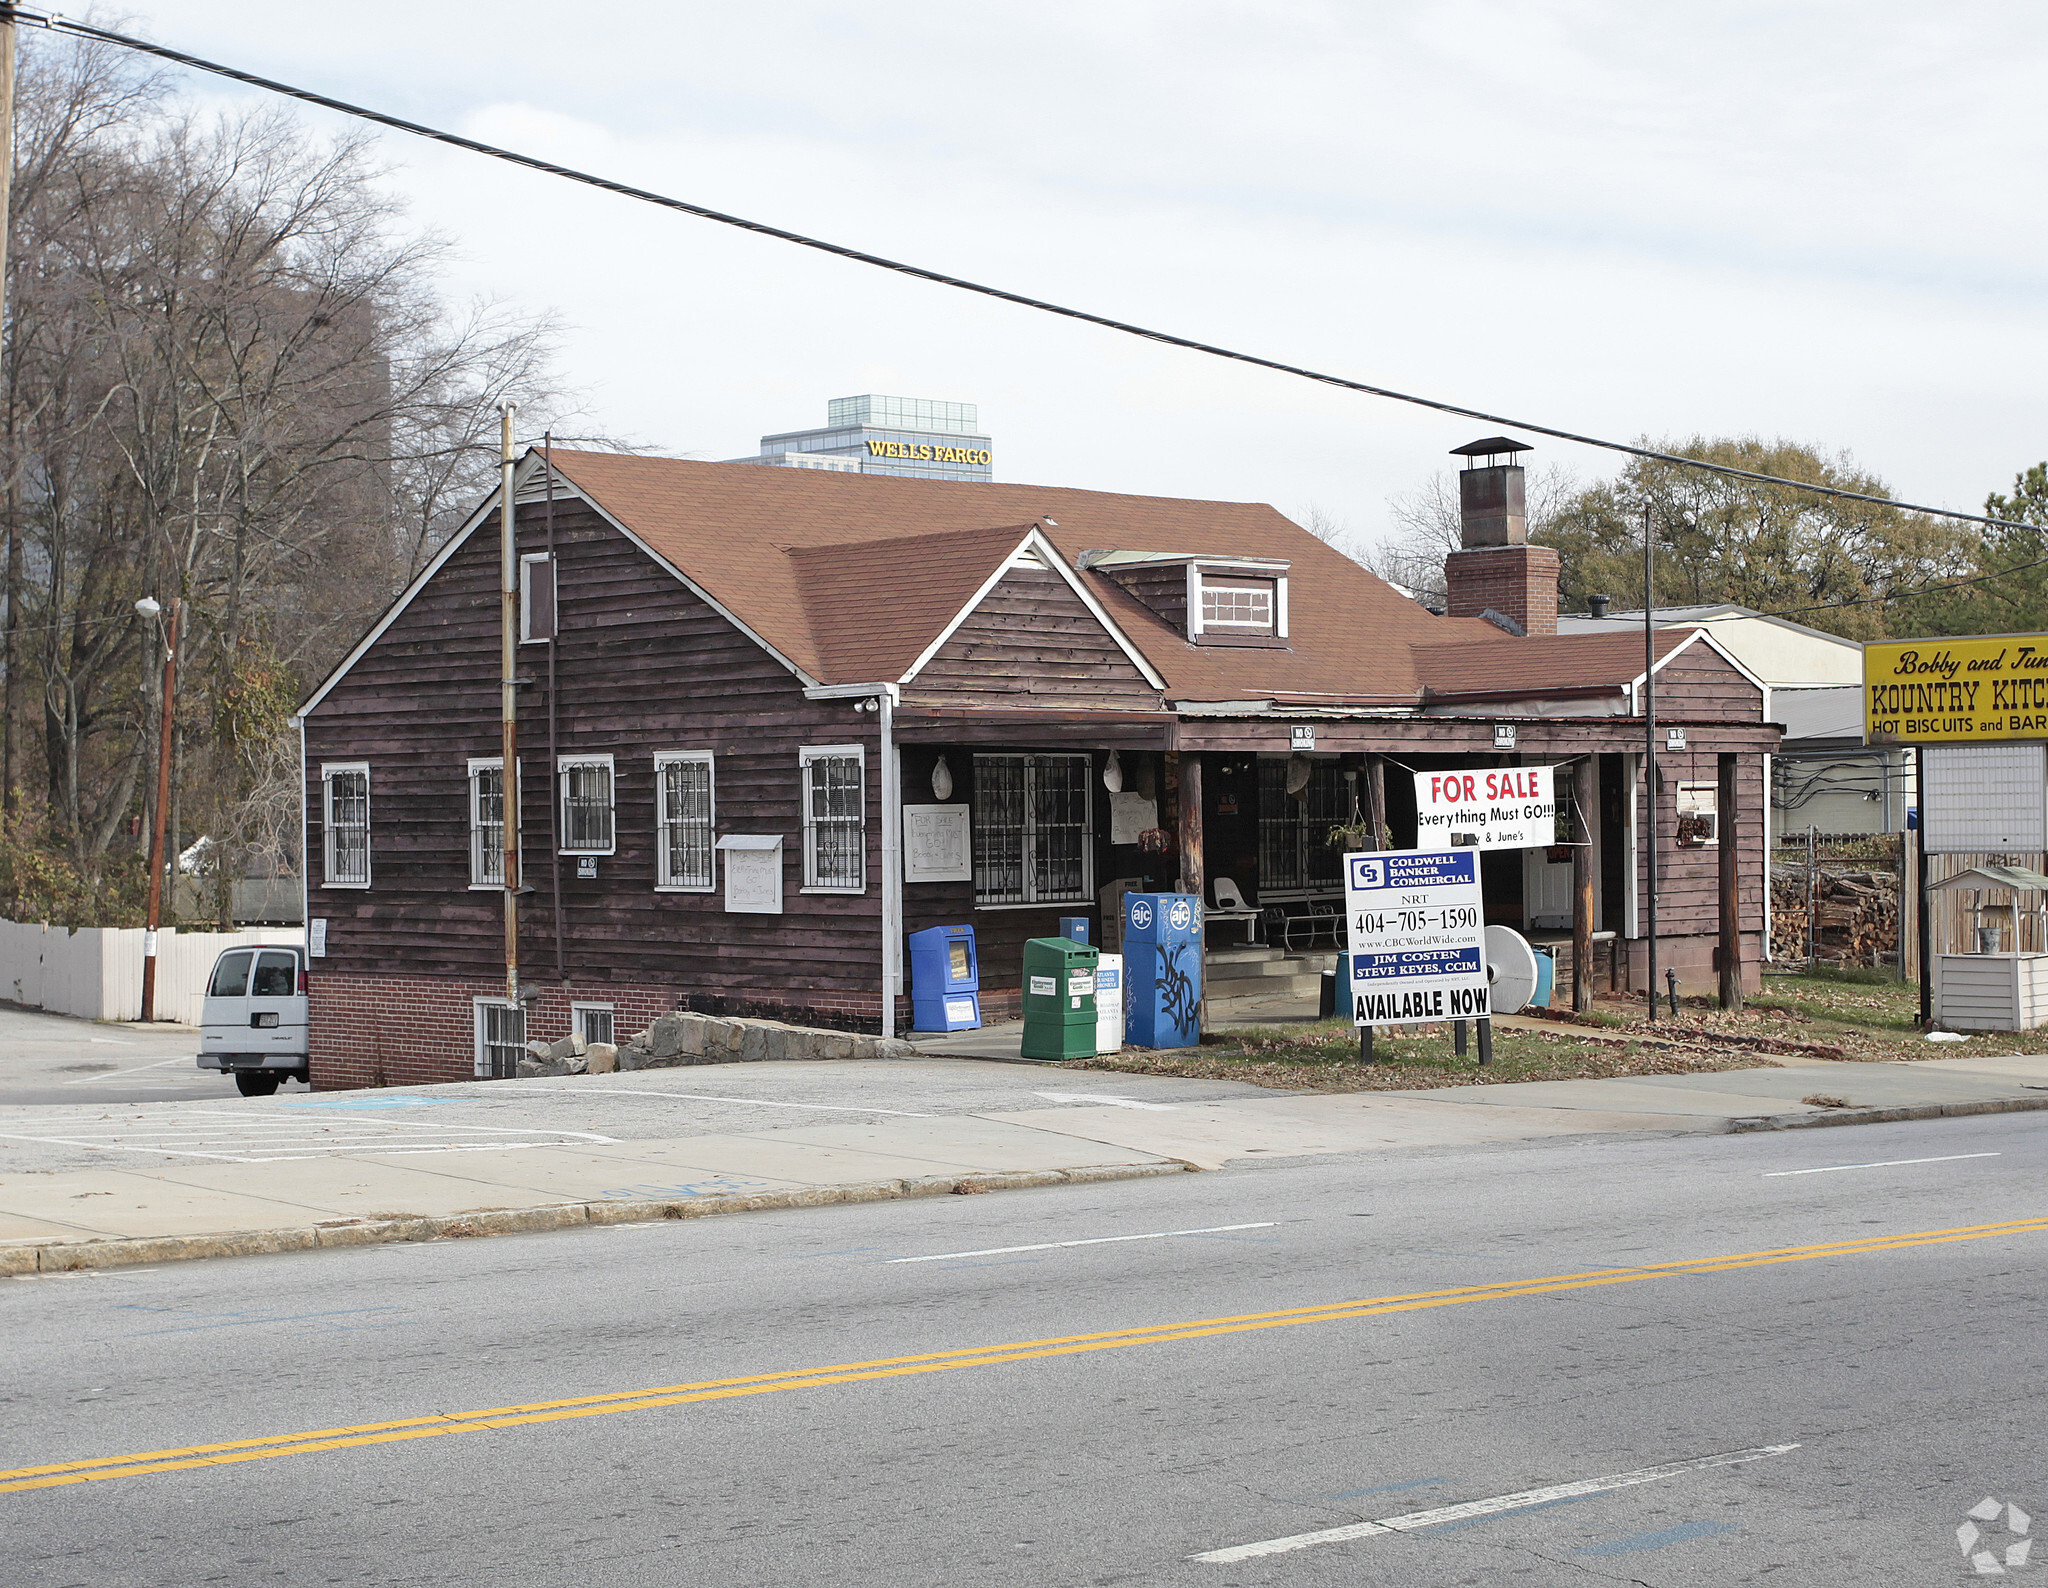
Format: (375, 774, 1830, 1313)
(1065, 1016, 1766, 1093)
(1063, 971, 2036, 1093)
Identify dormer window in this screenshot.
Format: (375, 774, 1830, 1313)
(1201, 577, 1276, 633)
(1081, 550, 1290, 648)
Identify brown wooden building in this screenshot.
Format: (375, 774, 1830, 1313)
(298, 447, 1778, 1087)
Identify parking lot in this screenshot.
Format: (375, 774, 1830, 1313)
(0, 1004, 297, 1106)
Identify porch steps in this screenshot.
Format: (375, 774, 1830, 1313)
(1203, 947, 1335, 1005)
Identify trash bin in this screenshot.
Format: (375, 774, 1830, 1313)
(1095, 954, 1125, 1053)
(1124, 892, 1203, 1048)
(1022, 937, 1099, 1060)
(1318, 951, 1353, 1019)
(907, 924, 981, 1032)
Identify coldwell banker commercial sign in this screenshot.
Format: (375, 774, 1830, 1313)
(1413, 766, 1557, 850)
(1343, 849, 1489, 1026)
(1865, 633, 2048, 744)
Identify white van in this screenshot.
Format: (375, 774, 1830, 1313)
(197, 944, 310, 1096)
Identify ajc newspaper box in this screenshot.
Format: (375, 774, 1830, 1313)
(1022, 937, 1098, 1060)
(907, 924, 981, 1032)
(1123, 892, 1203, 1049)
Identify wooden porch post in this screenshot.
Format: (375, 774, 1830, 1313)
(1718, 751, 1743, 1010)
(1178, 753, 1205, 902)
(1572, 757, 1596, 1013)
(1366, 755, 1388, 849)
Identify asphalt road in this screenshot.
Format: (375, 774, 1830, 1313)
(0, 1004, 304, 1106)
(5, 1110, 2043, 1585)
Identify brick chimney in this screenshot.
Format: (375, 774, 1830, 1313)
(1442, 436, 1560, 637)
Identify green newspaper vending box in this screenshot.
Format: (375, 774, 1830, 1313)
(1021, 937, 1099, 1060)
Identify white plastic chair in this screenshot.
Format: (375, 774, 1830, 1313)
(1210, 876, 1262, 943)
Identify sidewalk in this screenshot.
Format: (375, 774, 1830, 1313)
(3, 1051, 2044, 1274)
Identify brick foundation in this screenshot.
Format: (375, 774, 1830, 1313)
(309, 973, 917, 1089)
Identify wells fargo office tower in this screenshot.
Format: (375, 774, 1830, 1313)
(729, 394, 994, 483)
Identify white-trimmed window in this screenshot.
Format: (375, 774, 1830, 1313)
(520, 553, 557, 643)
(972, 753, 1093, 906)
(801, 745, 866, 892)
(1200, 576, 1276, 631)
(1677, 782, 1720, 848)
(321, 762, 371, 888)
(573, 1003, 616, 1048)
(558, 753, 615, 855)
(655, 751, 715, 891)
(474, 999, 525, 1079)
(468, 758, 517, 888)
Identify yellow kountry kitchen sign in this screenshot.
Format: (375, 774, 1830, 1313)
(1864, 633, 2048, 744)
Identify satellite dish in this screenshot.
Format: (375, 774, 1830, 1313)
(1485, 925, 1540, 1014)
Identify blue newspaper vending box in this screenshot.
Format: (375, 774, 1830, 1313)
(1123, 892, 1203, 1048)
(1058, 915, 1090, 946)
(908, 924, 981, 1032)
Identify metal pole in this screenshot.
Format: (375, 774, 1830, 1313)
(499, 406, 519, 1023)
(1643, 504, 1658, 1022)
(1916, 798, 1932, 1026)
(140, 599, 180, 1023)
(1476, 1016, 1493, 1065)
(1572, 756, 1595, 1013)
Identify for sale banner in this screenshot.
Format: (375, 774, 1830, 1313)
(1412, 766, 1557, 850)
(1343, 849, 1490, 1026)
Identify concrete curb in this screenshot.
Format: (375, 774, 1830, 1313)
(1728, 1095, 2048, 1133)
(0, 1161, 1194, 1277)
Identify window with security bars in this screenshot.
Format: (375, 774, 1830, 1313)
(972, 754, 1093, 905)
(1201, 577, 1275, 630)
(558, 755, 614, 854)
(574, 1005, 615, 1048)
(475, 1000, 525, 1079)
(801, 748, 865, 890)
(469, 760, 509, 887)
(656, 753, 715, 889)
(322, 764, 370, 887)
(1257, 759, 1347, 892)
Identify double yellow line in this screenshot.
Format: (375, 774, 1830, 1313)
(8, 1213, 2046, 1496)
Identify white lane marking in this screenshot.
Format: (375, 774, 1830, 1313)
(62, 1058, 188, 1084)
(889, 1223, 1279, 1264)
(1763, 1152, 2001, 1177)
(488, 1084, 929, 1117)
(86, 1038, 136, 1046)
(1191, 1444, 1801, 1563)
(1033, 1090, 1179, 1111)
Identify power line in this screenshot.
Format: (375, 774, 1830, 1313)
(8, 4, 2039, 547)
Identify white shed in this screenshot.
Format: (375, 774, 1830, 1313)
(1929, 863, 2048, 1032)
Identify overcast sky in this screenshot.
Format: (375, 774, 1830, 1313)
(142, 1, 2048, 545)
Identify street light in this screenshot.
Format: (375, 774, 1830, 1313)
(137, 594, 180, 1023)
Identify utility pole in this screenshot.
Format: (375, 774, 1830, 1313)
(499, 405, 520, 1021)
(0, 7, 18, 814)
(1643, 503, 1659, 1022)
(139, 596, 180, 1022)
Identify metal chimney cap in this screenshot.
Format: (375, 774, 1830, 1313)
(1449, 435, 1533, 459)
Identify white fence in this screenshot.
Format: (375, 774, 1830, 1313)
(0, 920, 307, 1025)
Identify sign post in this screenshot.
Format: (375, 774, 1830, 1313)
(1343, 849, 1491, 1063)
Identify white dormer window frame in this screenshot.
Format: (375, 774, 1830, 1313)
(1184, 559, 1290, 642)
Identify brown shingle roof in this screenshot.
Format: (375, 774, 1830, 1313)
(546, 452, 1495, 702)
(1412, 630, 1693, 700)
(788, 523, 1036, 684)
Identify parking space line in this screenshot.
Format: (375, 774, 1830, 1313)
(1189, 1445, 1799, 1562)
(489, 1085, 930, 1117)
(1762, 1152, 2000, 1177)
(888, 1223, 1279, 1264)
(62, 1059, 188, 1084)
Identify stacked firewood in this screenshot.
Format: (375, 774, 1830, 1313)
(1770, 865, 1900, 966)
